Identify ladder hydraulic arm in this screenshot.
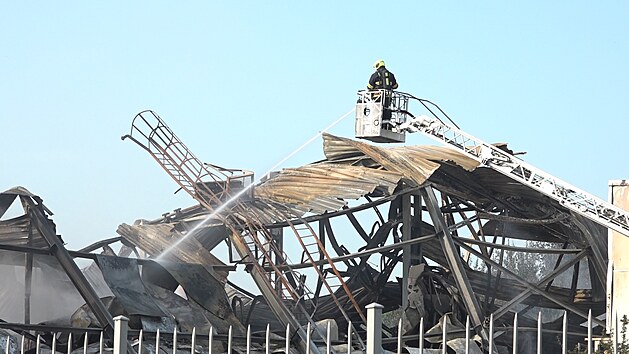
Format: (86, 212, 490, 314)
(404, 98, 629, 237)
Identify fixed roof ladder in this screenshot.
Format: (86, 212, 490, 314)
(124, 111, 325, 353)
(124, 110, 370, 352)
(412, 113, 629, 237)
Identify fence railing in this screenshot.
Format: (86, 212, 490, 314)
(0, 305, 612, 354)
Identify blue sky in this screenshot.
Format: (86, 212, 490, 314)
(1, 2, 628, 250)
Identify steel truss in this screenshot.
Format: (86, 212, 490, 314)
(257, 181, 603, 351)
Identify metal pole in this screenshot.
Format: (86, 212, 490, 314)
(266, 324, 270, 354)
(421, 187, 488, 342)
(347, 321, 352, 354)
(537, 312, 542, 354)
(155, 329, 160, 354)
(83, 332, 88, 354)
(228, 326, 232, 354)
(208, 327, 213, 354)
(489, 314, 494, 354)
(285, 324, 290, 354)
(402, 194, 411, 313)
(512, 313, 518, 354)
(191, 328, 196, 354)
(113, 316, 129, 354)
(307, 323, 311, 354)
(465, 316, 469, 354)
(100, 331, 104, 354)
(562, 311, 567, 354)
(397, 318, 402, 354)
(138, 330, 143, 354)
(366, 303, 383, 354)
(442, 316, 447, 354)
(327, 321, 332, 354)
(419, 317, 424, 354)
(27, 205, 115, 335)
(24, 225, 33, 325)
(587, 309, 592, 354)
(246, 325, 251, 354)
(172, 329, 177, 354)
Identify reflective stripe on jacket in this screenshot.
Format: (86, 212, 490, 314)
(367, 67, 399, 90)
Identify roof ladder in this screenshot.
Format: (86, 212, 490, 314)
(123, 110, 366, 352)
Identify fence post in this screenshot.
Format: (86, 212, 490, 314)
(113, 315, 129, 354)
(562, 311, 567, 354)
(366, 303, 384, 354)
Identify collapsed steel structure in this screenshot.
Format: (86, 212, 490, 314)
(0, 100, 614, 353)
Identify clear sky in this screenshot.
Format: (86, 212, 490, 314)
(1, 2, 628, 250)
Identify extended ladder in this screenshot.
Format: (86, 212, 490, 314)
(407, 99, 629, 237)
(123, 110, 365, 351)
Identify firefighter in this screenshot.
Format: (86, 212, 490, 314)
(367, 60, 398, 90)
(366, 60, 398, 127)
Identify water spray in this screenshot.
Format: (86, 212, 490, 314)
(155, 107, 355, 260)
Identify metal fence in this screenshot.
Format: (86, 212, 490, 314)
(0, 305, 612, 354)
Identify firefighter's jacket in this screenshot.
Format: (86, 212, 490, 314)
(367, 67, 399, 90)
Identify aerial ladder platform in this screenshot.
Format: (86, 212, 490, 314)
(355, 89, 629, 238)
(123, 111, 365, 354)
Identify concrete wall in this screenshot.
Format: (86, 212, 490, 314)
(608, 180, 629, 334)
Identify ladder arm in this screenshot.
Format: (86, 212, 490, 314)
(406, 107, 629, 237)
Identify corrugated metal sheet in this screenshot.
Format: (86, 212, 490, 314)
(254, 134, 480, 216)
(0, 187, 53, 248)
(324, 133, 479, 174)
(116, 223, 229, 281)
(0, 215, 48, 248)
(323, 133, 478, 186)
(255, 164, 403, 215)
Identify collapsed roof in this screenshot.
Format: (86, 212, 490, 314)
(0, 131, 608, 353)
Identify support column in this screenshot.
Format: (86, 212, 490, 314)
(401, 193, 412, 312)
(420, 186, 488, 342)
(24, 219, 33, 324)
(271, 227, 283, 295)
(608, 180, 629, 335)
(26, 199, 116, 337)
(413, 194, 423, 263)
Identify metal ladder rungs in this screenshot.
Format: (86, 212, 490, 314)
(414, 106, 629, 237)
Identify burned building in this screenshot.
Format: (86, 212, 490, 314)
(0, 95, 626, 353)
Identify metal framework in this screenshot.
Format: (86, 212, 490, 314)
(117, 106, 613, 352)
(0, 94, 618, 353)
(0, 189, 119, 351)
(404, 97, 629, 238)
